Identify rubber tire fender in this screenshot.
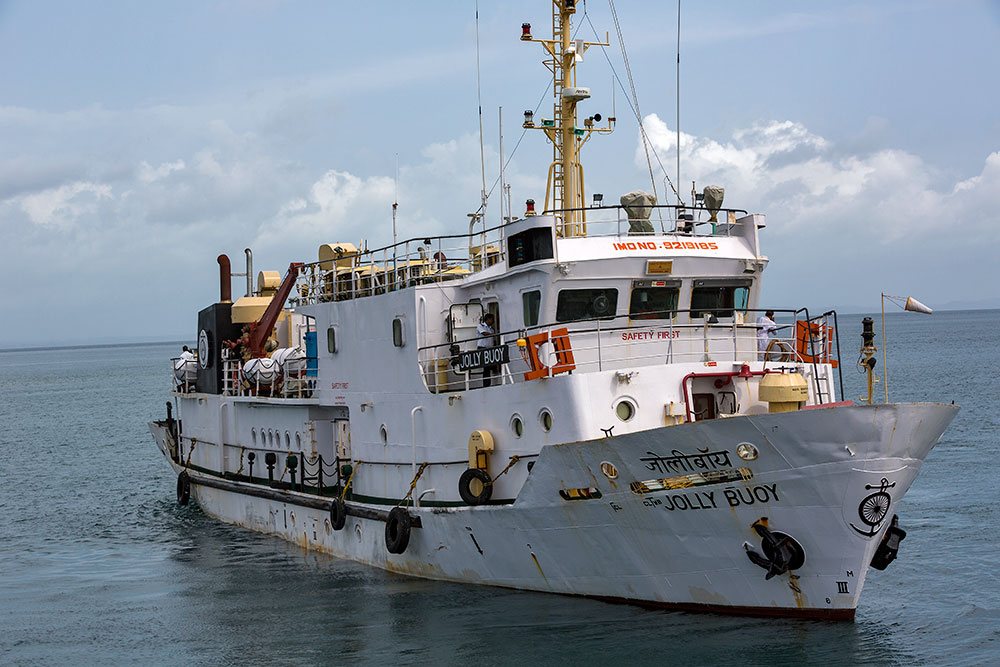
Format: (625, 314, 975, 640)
(329, 497, 347, 531)
(176, 471, 191, 506)
(458, 468, 493, 506)
(385, 507, 412, 554)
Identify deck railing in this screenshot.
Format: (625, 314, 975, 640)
(417, 308, 842, 401)
(289, 205, 752, 305)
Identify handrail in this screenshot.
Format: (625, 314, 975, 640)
(415, 306, 840, 397)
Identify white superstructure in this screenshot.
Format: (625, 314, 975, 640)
(149, 3, 957, 620)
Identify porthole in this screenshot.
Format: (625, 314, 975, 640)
(539, 409, 553, 432)
(380, 425, 388, 445)
(510, 414, 524, 438)
(600, 461, 619, 479)
(285, 431, 291, 448)
(327, 326, 338, 353)
(251, 428, 257, 446)
(268, 429, 274, 445)
(615, 399, 636, 422)
(295, 432, 302, 449)
(737, 442, 759, 461)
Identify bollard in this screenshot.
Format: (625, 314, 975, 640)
(287, 453, 298, 490)
(265, 452, 277, 485)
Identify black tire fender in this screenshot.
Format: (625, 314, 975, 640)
(330, 497, 347, 531)
(458, 468, 493, 506)
(385, 507, 412, 554)
(176, 470, 191, 506)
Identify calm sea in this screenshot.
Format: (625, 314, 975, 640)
(1, 310, 997, 666)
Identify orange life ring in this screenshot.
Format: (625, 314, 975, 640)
(523, 327, 576, 381)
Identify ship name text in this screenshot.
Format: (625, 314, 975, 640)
(640, 448, 731, 474)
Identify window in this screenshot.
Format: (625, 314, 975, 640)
(615, 400, 636, 421)
(540, 409, 553, 432)
(508, 227, 554, 267)
(690, 279, 751, 319)
(556, 288, 618, 322)
(510, 414, 524, 438)
(327, 326, 337, 353)
(522, 290, 541, 327)
(392, 318, 404, 347)
(629, 281, 680, 320)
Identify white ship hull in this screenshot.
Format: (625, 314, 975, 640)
(151, 401, 957, 619)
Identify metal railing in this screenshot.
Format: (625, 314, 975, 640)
(220, 358, 318, 398)
(288, 205, 754, 306)
(417, 307, 842, 398)
(541, 203, 751, 238)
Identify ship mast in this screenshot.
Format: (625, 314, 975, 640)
(521, 1, 612, 238)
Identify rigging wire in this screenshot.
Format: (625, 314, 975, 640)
(584, 10, 679, 202)
(607, 0, 659, 203)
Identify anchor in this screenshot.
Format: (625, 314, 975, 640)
(743, 517, 805, 580)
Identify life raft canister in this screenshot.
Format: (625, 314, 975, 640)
(520, 327, 576, 381)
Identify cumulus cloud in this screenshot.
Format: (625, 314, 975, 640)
(17, 181, 113, 229)
(641, 113, 1000, 244)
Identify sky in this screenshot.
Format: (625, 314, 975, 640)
(2, 0, 999, 347)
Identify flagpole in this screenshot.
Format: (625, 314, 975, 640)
(881, 293, 888, 403)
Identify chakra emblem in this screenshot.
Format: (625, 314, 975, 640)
(850, 478, 896, 537)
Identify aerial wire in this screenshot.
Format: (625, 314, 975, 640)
(607, 0, 658, 204)
(585, 11, 678, 201)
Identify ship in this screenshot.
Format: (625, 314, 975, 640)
(149, 2, 958, 619)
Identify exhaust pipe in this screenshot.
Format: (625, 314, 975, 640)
(218, 254, 232, 303)
(244, 248, 253, 297)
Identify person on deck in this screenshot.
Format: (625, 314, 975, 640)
(478, 313, 497, 387)
(757, 310, 777, 361)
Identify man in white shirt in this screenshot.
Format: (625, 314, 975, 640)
(478, 313, 497, 386)
(757, 310, 777, 360)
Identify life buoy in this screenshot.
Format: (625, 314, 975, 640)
(385, 507, 412, 554)
(522, 327, 576, 381)
(458, 467, 493, 505)
(176, 471, 191, 506)
(330, 497, 347, 531)
(765, 339, 794, 362)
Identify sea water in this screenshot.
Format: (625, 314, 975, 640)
(1, 310, 997, 666)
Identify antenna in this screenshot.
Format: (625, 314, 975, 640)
(392, 154, 398, 279)
(499, 106, 506, 226)
(475, 0, 487, 218)
(676, 0, 682, 205)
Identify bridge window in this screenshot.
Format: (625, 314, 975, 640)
(508, 227, 554, 267)
(556, 288, 618, 322)
(690, 279, 751, 319)
(629, 281, 680, 320)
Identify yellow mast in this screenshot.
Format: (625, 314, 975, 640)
(522, 1, 612, 237)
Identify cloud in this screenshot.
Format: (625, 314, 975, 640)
(640, 113, 1000, 244)
(17, 181, 113, 229)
